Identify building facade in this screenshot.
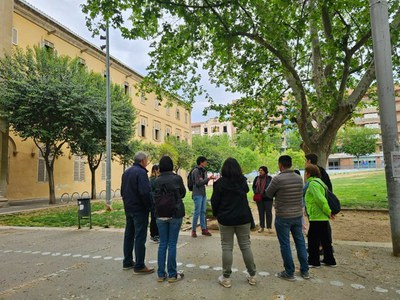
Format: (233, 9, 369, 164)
(0, 0, 191, 202)
(191, 118, 236, 138)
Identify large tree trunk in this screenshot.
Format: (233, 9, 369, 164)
(88, 154, 101, 200)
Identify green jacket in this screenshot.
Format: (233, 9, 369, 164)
(305, 177, 331, 221)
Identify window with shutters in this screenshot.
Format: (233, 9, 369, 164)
(165, 126, 172, 138)
(184, 131, 189, 142)
(175, 109, 180, 120)
(74, 156, 85, 182)
(166, 106, 171, 116)
(185, 112, 189, 124)
(124, 82, 129, 95)
(154, 98, 160, 110)
(153, 121, 161, 141)
(37, 150, 49, 182)
(12, 27, 18, 45)
(140, 92, 146, 104)
(175, 128, 182, 140)
(41, 39, 55, 53)
(138, 117, 147, 137)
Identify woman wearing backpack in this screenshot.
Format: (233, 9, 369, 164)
(304, 164, 336, 268)
(153, 156, 186, 283)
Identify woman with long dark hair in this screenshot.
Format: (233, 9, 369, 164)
(211, 157, 257, 288)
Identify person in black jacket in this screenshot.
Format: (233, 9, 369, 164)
(211, 157, 257, 288)
(153, 156, 186, 283)
(305, 154, 332, 192)
(121, 151, 154, 274)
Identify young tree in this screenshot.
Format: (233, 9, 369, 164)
(68, 71, 136, 199)
(162, 136, 194, 173)
(0, 46, 96, 204)
(337, 127, 378, 168)
(82, 1, 400, 166)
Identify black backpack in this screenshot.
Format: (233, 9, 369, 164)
(187, 167, 197, 191)
(154, 184, 177, 218)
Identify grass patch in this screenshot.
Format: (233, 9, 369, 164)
(0, 170, 389, 228)
(331, 170, 388, 209)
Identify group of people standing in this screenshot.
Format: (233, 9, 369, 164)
(120, 151, 336, 287)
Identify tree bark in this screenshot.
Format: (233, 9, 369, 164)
(45, 161, 56, 204)
(90, 167, 96, 200)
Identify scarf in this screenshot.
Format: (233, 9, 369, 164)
(255, 175, 267, 194)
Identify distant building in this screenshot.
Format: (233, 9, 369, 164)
(327, 87, 400, 170)
(191, 118, 236, 138)
(0, 0, 191, 203)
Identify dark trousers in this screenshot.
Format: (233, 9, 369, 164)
(256, 200, 273, 229)
(150, 210, 159, 238)
(123, 211, 149, 270)
(308, 221, 336, 266)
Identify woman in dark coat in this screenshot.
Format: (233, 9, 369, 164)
(211, 157, 257, 288)
(252, 166, 273, 233)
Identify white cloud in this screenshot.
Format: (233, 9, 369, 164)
(24, 0, 240, 122)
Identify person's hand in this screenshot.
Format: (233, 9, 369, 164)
(209, 175, 216, 180)
(330, 213, 335, 220)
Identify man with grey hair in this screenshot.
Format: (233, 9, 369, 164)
(121, 151, 154, 274)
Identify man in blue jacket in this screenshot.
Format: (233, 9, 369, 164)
(121, 151, 154, 274)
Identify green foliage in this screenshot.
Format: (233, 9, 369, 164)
(285, 130, 303, 151)
(161, 136, 194, 172)
(337, 127, 378, 161)
(0, 46, 99, 203)
(82, 1, 400, 165)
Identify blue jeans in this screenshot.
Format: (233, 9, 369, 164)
(275, 216, 309, 275)
(156, 218, 183, 278)
(123, 211, 149, 270)
(192, 195, 207, 231)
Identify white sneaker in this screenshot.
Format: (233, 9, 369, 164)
(246, 274, 257, 285)
(218, 275, 231, 288)
(258, 228, 264, 233)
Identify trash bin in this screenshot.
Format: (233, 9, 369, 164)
(77, 198, 92, 229)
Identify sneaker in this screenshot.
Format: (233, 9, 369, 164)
(301, 271, 310, 279)
(168, 271, 184, 283)
(122, 264, 134, 270)
(191, 231, 197, 238)
(308, 264, 321, 269)
(276, 271, 295, 281)
(150, 236, 160, 244)
(321, 262, 337, 268)
(202, 230, 212, 236)
(134, 266, 155, 275)
(157, 274, 167, 282)
(122, 262, 135, 270)
(218, 275, 232, 288)
(246, 274, 257, 285)
(258, 228, 264, 233)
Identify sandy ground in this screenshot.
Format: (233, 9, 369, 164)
(205, 208, 392, 243)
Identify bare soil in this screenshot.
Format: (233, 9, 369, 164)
(206, 209, 392, 243)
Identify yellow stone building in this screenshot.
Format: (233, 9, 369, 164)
(0, 0, 191, 203)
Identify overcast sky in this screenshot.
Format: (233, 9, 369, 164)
(24, 0, 240, 122)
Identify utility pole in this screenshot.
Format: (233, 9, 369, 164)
(101, 23, 112, 209)
(370, 0, 400, 256)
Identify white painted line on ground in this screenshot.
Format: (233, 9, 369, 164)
(374, 287, 388, 293)
(351, 284, 365, 289)
(330, 281, 344, 287)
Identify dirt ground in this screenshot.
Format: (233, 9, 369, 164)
(205, 209, 392, 243)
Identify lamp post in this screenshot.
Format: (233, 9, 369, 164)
(369, 0, 400, 256)
(101, 23, 112, 210)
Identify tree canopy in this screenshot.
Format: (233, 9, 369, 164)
(0, 46, 98, 203)
(337, 126, 378, 167)
(82, 1, 400, 165)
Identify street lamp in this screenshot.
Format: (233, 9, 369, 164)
(100, 23, 112, 210)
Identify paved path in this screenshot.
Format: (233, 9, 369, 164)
(0, 226, 399, 300)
